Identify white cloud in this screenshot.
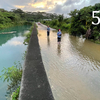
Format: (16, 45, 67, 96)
(7, 37, 23, 46)
(89, 0, 100, 5)
(64, 0, 81, 6)
(49, 0, 100, 17)
(0, 0, 100, 16)
(6, 0, 33, 5)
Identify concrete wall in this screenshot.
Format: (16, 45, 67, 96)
(19, 24, 54, 100)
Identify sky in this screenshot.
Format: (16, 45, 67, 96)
(0, 0, 100, 16)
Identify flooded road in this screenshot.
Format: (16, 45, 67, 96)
(37, 24, 100, 100)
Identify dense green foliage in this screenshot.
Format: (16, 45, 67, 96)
(0, 8, 59, 30)
(69, 4, 100, 37)
(11, 9, 59, 22)
(41, 3, 100, 43)
(0, 9, 32, 29)
(69, 3, 100, 43)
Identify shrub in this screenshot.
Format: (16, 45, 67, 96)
(62, 23, 71, 30)
(23, 22, 35, 45)
(12, 87, 20, 100)
(0, 61, 22, 91)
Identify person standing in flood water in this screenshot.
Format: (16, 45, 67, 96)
(47, 26, 50, 36)
(57, 29, 62, 44)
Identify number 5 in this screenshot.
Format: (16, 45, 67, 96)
(92, 11, 100, 25)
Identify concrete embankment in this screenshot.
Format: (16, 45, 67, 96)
(19, 24, 54, 100)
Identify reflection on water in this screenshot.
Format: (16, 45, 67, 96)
(38, 24, 100, 100)
(7, 37, 23, 46)
(57, 44, 61, 57)
(47, 37, 50, 46)
(0, 25, 30, 46)
(0, 25, 31, 100)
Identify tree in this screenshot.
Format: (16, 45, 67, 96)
(58, 14, 64, 22)
(11, 9, 24, 14)
(69, 9, 79, 17)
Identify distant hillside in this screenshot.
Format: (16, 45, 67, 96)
(11, 9, 59, 21)
(0, 8, 60, 29)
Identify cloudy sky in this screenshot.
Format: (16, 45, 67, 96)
(0, 0, 100, 16)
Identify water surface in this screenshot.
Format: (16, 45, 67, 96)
(38, 24, 100, 100)
(0, 25, 31, 100)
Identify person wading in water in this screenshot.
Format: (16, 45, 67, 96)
(57, 29, 62, 44)
(85, 27, 91, 39)
(47, 26, 50, 36)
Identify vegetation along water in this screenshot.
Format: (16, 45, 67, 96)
(0, 2, 100, 100)
(0, 25, 31, 100)
(41, 3, 100, 44)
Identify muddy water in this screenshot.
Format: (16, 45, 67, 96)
(37, 24, 100, 100)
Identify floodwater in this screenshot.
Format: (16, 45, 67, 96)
(0, 25, 31, 100)
(37, 24, 100, 100)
